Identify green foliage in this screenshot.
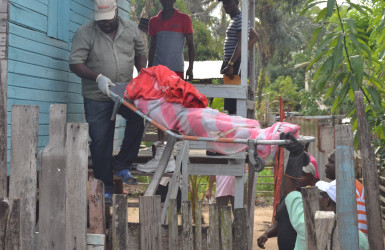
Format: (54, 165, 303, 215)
(302, 0, 385, 167)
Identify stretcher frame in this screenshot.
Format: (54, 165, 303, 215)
(109, 85, 315, 223)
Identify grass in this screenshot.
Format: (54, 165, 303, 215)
(256, 167, 275, 198)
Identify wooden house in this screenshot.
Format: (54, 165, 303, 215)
(0, 0, 131, 169)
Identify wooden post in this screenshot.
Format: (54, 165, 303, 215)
(5, 198, 20, 249)
(0, 0, 9, 198)
(182, 200, 193, 250)
(139, 195, 162, 250)
(112, 194, 128, 249)
(354, 91, 385, 249)
(168, 199, 178, 250)
(315, 211, 339, 250)
(65, 123, 89, 250)
(220, 206, 233, 250)
(233, 208, 248, 250)
(335, 125, 359, 250)
(207, 203, 219, 250)
(144, 136, 177, 196)
(0, 198, 9, 248)
(9, 105, 39, 250)
(195, 200, 202, 250)
(38, 104, 67, 250)
(301, 186, 320, 249)
(247, 171, 256, 249)
(89, 177, 105, 235)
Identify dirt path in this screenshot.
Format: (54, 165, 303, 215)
(126, 198, 279, 249)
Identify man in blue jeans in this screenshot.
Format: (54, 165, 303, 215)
(69, 0, 147, 203)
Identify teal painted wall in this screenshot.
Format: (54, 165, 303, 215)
(7, 0, 132, 168)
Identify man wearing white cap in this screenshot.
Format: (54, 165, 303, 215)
(70, 0, 147, 204)
(276, 133, 368, 250)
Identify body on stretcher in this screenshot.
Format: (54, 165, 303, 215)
(108, 82, 315, 173)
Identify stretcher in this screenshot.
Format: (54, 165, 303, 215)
(108, 67, 315, 221)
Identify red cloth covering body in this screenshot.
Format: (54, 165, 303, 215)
(124, 65, 208, 108)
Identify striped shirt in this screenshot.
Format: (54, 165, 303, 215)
(223, 13, 250, 62)
(355, 179, 367, 235)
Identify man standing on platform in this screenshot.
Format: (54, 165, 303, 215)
(69, 0, 147, 204)
(148, 0, 195, 80)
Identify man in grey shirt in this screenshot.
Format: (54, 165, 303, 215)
(70, 0, 147, 204)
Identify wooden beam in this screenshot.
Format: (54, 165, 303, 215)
(207, 203, 219, 249)
(315, 211, 339, 250)
(354, 91, 385, 249)
(220, 206, 232, 249)
(112, 194, 128, 249)
(4, 198, 20, 249)
(89, 177, 105, 235)
(0, 60, 7, 198)
(9, 105, 39, 249)
(335, 125, 359, 250)
(38, 104, 67, 250)
(195, 201, 202, 250)
(168, 199, 178, 250)
(0, 198, 9, 248)
(65, 123, 89, 249)
(233, 207, 248, 250)
(182, 201, 193, 250)
(139, 195, 162, 250)
(301, 186, 320, 249)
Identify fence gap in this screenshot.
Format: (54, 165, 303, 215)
(65, 123, 89, 249)
(9, 105, 39, 249)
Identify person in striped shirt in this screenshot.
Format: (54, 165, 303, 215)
(219, 0, 258, 114)
(325, 149, 367, 235)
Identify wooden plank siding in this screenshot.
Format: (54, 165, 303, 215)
(5, 0, 132, 168)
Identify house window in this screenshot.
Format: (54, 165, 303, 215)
(47, 0, 69, 42)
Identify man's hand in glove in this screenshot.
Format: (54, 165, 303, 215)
(280, 132, 310, 180)
(96, 74, 116, 97)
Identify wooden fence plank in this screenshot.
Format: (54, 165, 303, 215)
(0, 198, 9, 248)
(354, 91, 385, 249)
(112, 194, 128, 249)
(182, 200, 193, 250)
(315, 211, 339, 250)
(168, 199, 178, 250)
(9, 105, 39, 250)
(335, 125, 359, 250)
(207, 203, 219, 250)
(301, 186, 320, 250)
(220, 206, 232, 250)
(38, 104, 67, 250)
(233, 207, 248, 250)
(89, 177, 105, 235)
(139, 195, 162, 250)
(65, 123, 89, 250)
(0, 59, 7, 198)
(5, 198, 20, 250)
(195, 200, 202, 250)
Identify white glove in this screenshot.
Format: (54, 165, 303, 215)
(96, 74, 116, 97)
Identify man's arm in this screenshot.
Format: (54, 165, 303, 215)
(257, 221, 278, 249)
(205, 176, 216, 200)
(135, 54, 147, 73)
(69, 63, 99, 81)
(185, 33, 194, 81)
(148, 35, 156, 67)
(220, 27, 258, 79)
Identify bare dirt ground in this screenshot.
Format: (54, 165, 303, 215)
(125, 185, 279, 249)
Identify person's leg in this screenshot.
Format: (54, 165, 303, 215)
(216, 195, 232, 210)
(114, 103, 145, 170)
(84, 98, 115, 194)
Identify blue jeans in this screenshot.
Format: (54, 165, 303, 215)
(84, 98, 144, 193)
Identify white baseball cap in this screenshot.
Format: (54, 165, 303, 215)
(316, 180, 336, 203)
(95, 0, 117, 21)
